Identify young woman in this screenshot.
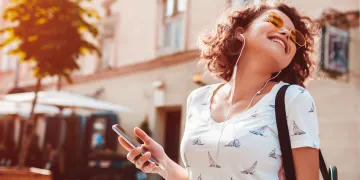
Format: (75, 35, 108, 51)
(119, 1, 320, 180)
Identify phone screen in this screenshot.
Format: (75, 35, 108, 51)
(112, 124, 140, 148)
(112, 124, 160, 166)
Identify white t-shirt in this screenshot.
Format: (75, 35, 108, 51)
(180, 81, 320, 180)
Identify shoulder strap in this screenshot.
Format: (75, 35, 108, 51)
(275, 85, 296, 180)
(275, 85, 331, 180)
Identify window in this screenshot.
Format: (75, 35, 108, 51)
(231, 0, 260, 8)
(159, 0, 186, 55)
(162, 18, 184, 50)
(165, 0, 174, 17)
(177, 0, 186, 13)
(174, 19, 184, 48)
(321, 25, 349, 74)
(98, 16, 117, 69)
(163, 23, 173, 47)
(165, 0, 186, 17)
(231, 0, 244, 7)
(100, 38, 113, 69)
(1, 43, 18, 72)
(99, 16, 116, 39)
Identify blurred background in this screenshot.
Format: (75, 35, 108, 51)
(0, 0, 358, 180)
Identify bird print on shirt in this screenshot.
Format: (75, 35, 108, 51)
(269, 100, 275, 108)
(208, 152, 221, 168)
(184, 153, 190, 168)
(292, 121, 306, 136)
(251, 111, 258, 118)
(309, 103, 315, 113)
(249, 126, 268, 136)
(269, 148, 277, 159)
(197, 174, 202, 180)
(225, 138, 241, 148)
(241, 161, 257, 175)
(298, 87, 305, 93)
(187, 112, 192, 120)
(192, 137, 204, 145)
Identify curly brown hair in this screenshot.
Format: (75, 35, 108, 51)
(198, 2, 319, 87)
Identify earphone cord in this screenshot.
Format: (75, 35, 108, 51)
(214, 34, 281, 165)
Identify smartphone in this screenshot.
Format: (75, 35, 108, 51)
(112, 124, 159, 166)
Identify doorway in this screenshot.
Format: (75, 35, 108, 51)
(163, 109, 182, 162)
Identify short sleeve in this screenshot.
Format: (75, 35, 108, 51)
(285, 87, 320, 149)
(186, 92, 193, 118)
(185, 88, 197, 126)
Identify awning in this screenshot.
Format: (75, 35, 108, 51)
(1, 91, 132, 113)
(0, 100, 60, 115)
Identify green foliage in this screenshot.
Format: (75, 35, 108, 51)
(0, 0, 100, 82)
(137, 114, 152, 143)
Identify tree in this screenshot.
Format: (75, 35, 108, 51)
(137, 114, 152, 144)
(0, 0, 100, 167)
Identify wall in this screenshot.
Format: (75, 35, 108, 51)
(112, 0, 158, 67)
(308, 79, 360, 180)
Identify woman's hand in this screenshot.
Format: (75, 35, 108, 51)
(118, 127, 166, 175)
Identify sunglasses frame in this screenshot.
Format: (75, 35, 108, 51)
(265, 12, 307, 48)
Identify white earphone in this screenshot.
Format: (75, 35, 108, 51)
(214, 32, 282, 165)
(239, 34, 245, 41)
(231, 33, 246, 81)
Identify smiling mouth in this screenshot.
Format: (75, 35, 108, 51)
(268, 36, 287, 53)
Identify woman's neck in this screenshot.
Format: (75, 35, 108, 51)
(223, 54, 276, 104)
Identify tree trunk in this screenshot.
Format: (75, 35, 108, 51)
(57, 75, 62, 91)
(14, 60, 20, 88)
(18, 78, 42, 168)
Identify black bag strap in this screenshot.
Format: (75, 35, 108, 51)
(275, 85, 331, 180)
(320, 151, 331, 180)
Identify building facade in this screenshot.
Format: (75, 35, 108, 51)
(0, 0, 359, 179)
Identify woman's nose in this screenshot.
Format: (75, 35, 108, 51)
(278, 28, 291, 39)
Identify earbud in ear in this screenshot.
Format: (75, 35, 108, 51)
(239, 34, 245, 41)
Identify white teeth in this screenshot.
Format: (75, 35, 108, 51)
(271, 38, 285, 49)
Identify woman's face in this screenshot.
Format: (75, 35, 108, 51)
(242, 9, 298, 71)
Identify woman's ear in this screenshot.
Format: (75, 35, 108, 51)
(235, 27, 245, 41)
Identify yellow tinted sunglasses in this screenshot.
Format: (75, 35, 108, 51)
(265, 12, 307, 47)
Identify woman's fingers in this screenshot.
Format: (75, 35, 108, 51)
(142, 162, 156, 173)
(118, 127, 162, 174)
(134, 127, 154, 145)
(118, 136, 134, 151)
(127, 147, 142, 163)
(135, 151, 151, 169)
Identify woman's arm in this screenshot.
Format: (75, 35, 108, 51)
(159, 155, 188, 180)
(293, 147, 319, 180)
(119, 127, 188, 180)
(285, 87, 321, 180)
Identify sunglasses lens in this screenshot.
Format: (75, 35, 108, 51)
(267, 12, 284, 28)
(291, 29, 306, 46)
(266, 12, 307, 47)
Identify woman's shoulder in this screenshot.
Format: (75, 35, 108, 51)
(187, 83, 221, 103)
(281, 82, 315, 107)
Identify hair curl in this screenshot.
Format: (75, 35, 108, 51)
(198, 1, 319, 87)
